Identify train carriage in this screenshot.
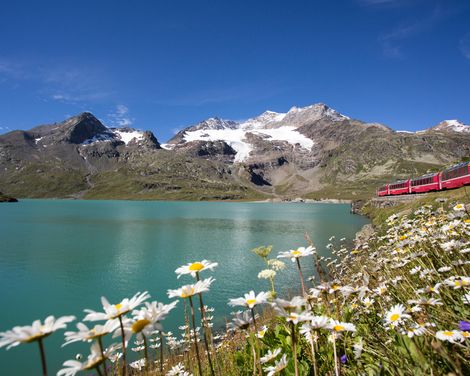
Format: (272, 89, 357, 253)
(388, 179, 411, 195)
(441, 162, 470, 190)
(410, 173, 440, 194)
(377, 184, 389, 196)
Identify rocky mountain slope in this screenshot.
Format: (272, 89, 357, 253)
(0, 104, 469, 200)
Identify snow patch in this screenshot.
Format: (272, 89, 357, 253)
(114, 130, 144, 145)
(439, 120, 470, 133)
(183, 124, 314, 162)
(160, 143, 175, 150)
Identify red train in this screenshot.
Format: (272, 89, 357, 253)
(377, 161, 470, 196)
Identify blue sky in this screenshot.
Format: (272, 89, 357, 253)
(0, 0, 469, 141)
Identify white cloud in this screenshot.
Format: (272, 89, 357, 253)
(108, 105, 134, 127)
(459, 33, 470, 59)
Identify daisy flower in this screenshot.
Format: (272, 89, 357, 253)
(129, 358, 146, 371)
(462, 293, 470, 304)
(445, 276, 470, 289)
(272, 296, 306, 311)
(353, 338, 363, 359)
(435, 330, 464, 343)
(277, 246, 315, 262)
(167, 277, 215, 299)
(310, 316, 331, 330)
(453, 203, 465, 211)
(83, 292, 150, 321)
(263, 353, 288, 376)
(57, 342, 120, 376)
(228, 290, 270, 309)
(63, 320, 119, 346)
(166, 362, 192, 376)
(260, 348, 282, 364)
(257, 325, 268, 339)
(384, 304, 410, 327)
(0, 315, 75, 349)
(226, 311, 257, 332)
(175, 260, 218, 279)
(328, 320, 356, 333)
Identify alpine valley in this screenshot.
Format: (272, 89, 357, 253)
(1, 103, 469, 200)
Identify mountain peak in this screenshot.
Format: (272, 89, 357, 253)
(429, 119, 470, 133)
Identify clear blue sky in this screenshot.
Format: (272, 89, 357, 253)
(0, 0, 469, 141)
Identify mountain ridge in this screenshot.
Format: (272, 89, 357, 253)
(1, 103, 469, 200)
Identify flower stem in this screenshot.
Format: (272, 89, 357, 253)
(159, 331, 164, 374)
(95, 365, 104, 376)
(250, 308, 258, 332)
(195, 272, 215, 376)
(310, 334, 318, 376)
(332, 333, 340, 376)
(37, 338, 48, 376)
(296, 258, 307, 296)
(197, 292, 215, 376)
(291, 322, 299, 376)
(118, 315, 127, 376)
(142, 333, 150, 374)
(189, 296, 203, 376)
(97, 337, 108, 376)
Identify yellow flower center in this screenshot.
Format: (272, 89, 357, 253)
(24, 333, 48, 343)
(189, 262, 204, 271)
(333, 325, 344, 332)
(131, 319, 151, 333)
(246, 299, 257, 306)
(390, 313, 400, 322)
(332, 285, 341, 290)
(181, 287, 195, 298)
(443, 331, 454, 337)
(291, 250, 302, 256)
(399, 235, 407, 241)
(115, 303, 122, 311)
(464, 219, 470, 224)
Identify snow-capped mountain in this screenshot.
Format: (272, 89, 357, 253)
(1, 105, 469, 200)
(428, 120, 470, 133)
(168, 103, 349, 162)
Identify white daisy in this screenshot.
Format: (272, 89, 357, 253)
(328, 319, 356, 333)
(84, 292, 150, 321)
(0, 315, 75, 349)
(260, 348, 282, 364)
(228, 290, 270, 309)
(384, 304, 410, 327)
(462, 293, 470, 304)
(57, 342, 120, 376)
(263, 353, 288, 375)
(167, 277, 215, 299)
(175, 260, 218, 279)
(277, 246, 315, 262)
(435, 330, 464, 343)
(63, 320, 119, 346)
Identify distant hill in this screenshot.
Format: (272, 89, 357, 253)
(1, 104, 469, 200)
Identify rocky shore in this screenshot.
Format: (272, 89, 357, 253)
(0, 192, 17, 202)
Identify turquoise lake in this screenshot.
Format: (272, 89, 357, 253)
(0, 199, 368, 375)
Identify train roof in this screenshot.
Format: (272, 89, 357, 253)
(390, 179, 408, 184)
(411, 172, 438, 180)
(444, 161, 470, 171)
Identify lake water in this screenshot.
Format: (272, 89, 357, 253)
(0, 199, 368, 375)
